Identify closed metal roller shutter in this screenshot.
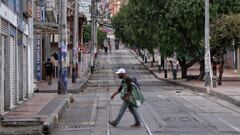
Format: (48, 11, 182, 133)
(17, 32, 24, 101)
(3, 19, 16, 110)
(9, 36, 16, 107)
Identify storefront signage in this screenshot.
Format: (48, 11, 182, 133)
(0, 3, 17, 27)
(36, 34, 42, 80)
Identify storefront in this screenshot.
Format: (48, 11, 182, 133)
(3, 19, 16, 110)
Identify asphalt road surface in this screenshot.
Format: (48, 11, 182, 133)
(53, 48, 240, 135)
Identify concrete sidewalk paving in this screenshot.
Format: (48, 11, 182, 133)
(130, 50, 240, 108)
(37, 71, 91, 93)
(0, 71, 91, 134)
(0, 93, 73, 134)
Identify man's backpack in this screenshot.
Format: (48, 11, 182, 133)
(120, 77, 145, 107)
(131, 77, 140, 89)
(129, 77, 145, 107)
(129, 82, 145, 108)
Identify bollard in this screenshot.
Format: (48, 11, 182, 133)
(164, 69, 167, 78)
(213, 76, 217, 88)
(158, 65, 161, 73)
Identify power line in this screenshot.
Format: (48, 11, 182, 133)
(79, 0, 90, 12)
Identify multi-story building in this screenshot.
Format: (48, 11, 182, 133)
(120, 0, 128, 6)
(109, 0, 121, 16)
(225, 48, 240, 72)
(34, 0, 87, 81)
(108, 0, 128, 16)
(0, 0, 35, 113)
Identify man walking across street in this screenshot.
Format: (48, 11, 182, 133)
(45, 58, 53, 85)
(109, 68, 141, 127)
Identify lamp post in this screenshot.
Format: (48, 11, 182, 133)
(204, 0, 213, 93)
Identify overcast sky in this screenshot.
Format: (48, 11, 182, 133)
(79, 0, 91, 21)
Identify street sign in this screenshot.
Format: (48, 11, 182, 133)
(84, 48, 89, 54)
(79, 45, 85, 53)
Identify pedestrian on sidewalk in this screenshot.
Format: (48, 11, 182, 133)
(109, 68, 141, 128)
(212, 56, 218, 76)
(45, 58, 53, 85)
(108, 43, 112, 53)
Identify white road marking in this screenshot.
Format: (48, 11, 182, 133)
(138, 111, 153, 135)
(158, 95, 166, 98)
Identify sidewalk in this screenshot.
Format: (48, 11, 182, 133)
(37, 69, 90, 93)
(0, 93, 73, 135)
(130, 50, 240, 108)
(0, 70, 91, 135)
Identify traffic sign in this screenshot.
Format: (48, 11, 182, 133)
(79, 45, 85, 53)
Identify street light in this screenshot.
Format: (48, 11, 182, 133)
(204, 0, 213, 93)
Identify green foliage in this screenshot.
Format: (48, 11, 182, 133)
(83, 24, 107, 45)
(83, 24, 91, 44)
(211, 14, 240, 56)
(97, 29, 107, 46)
(111, 0, 240, 62)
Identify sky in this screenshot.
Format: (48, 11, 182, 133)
(79, 0, 91, 21)
(79, 0, 109, 21)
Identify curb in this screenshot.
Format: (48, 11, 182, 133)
(1, 117, 42, 127)
(79, 72, 92, 93)
(89, 97, 98, 126)
(209, 91, 240, 107)
(42, 94, 73, 135)
(130, 50, 240, 108)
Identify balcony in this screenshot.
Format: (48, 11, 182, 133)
(45, 0, 57, 22)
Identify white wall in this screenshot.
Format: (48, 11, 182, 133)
(27, 16, 34, 96)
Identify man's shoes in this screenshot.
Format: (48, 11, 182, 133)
(109, 121, 117, 127)
(130, 123, 141, 127)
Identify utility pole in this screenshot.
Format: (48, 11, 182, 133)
(58, 0, 68, 94)
(72, 0, 79, 83)
(204, 0, 213, 93)
(90, 0, 97, 73)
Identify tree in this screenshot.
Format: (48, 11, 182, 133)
(97, 29, 107, 47)
(83, 24, 91, 44)
(111, 0, 240, 80)
(83, 24, 107, 46)
(211, 14, 240, 85)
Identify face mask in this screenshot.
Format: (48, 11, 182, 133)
(118, 74, 123, 79)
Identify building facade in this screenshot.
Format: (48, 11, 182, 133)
(225, 48, 240, 72)
(33, 0, 88, 82)
(0, 0, 34, 113)
(108, 0, 128, 16)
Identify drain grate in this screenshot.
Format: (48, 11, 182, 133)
(56, 99, 95, 129)
(57, 123, 95, 129)
(53, 129, 91, 135)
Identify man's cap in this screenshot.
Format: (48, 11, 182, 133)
(115, 68, 126, 74)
